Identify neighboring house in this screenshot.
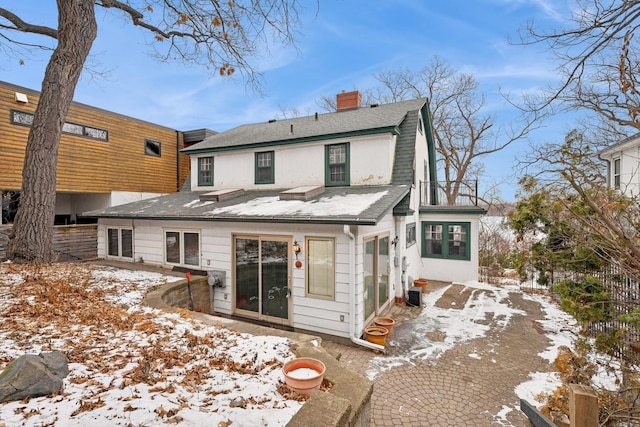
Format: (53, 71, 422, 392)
(0, 80, 213, 225)
(599, 132, 640, 198)
(85, 91, 485, 346)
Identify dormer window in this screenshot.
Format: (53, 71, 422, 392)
(198, 157, 213, 186)
(325, 143, 349, 187)
(255, 151, 274, 184)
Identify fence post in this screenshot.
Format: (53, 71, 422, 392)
(569, 384, 598, 427)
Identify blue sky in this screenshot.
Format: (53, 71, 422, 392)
(0, 0, 574, 201)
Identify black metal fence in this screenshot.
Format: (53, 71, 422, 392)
(515, 264, 640, 361)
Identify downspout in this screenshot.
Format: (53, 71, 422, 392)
(343, 224, 385, 353)
(176, 131, 181, 192)
(597, 151, 611, 189)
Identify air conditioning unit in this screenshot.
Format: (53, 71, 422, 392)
(408, 286, 422, 306)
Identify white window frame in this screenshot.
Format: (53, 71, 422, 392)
(106, 227, 133, 259)
(305, 237, 335, 300)
(614, 157, 621, 190)
(164, 229, 201, 267)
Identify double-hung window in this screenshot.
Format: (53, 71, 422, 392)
(422, 222, 470, 260)
(325, 143, 349, 186)
(306, 237, 335, 299)
(165, 230, 200, 267)
(107, 227, 133, 259)
(614, 158, 621, 190)
(198, 157, 213, 186)
(255, 151, 274, 184)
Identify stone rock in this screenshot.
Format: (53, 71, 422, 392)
(230, 396, 245, 408)
(0, 351, 69, 402)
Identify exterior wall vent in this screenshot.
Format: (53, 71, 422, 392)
(14, 92, 28, 103)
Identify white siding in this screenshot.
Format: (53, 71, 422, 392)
(98, 218, 403, 339)
(601, 136, 640, 198)
(190, 134, 396, 192)
(416, 212, 482, 283)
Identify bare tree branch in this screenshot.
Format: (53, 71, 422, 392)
(0, 8, 58, 38)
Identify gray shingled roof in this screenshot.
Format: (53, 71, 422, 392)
(83, 185, 410, 225)
(182, 98, 427, 153)
(87, 98, 427, 225)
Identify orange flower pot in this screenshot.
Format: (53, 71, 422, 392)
(282, 357, 326, 396)
(374, 317, 396, 334)
(413, 278, 428, 292)
(364, 326, 389, 346)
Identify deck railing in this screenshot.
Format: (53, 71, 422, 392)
(420, 180, 479, 206)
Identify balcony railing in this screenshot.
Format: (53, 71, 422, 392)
(420, 180, 479, 207)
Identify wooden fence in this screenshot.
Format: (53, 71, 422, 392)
(0, 224, 97, 261)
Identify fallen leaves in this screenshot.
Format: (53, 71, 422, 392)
(0, 263, 300, 426)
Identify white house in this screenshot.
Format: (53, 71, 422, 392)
(599, 132, 640, 198)
(85, 91, 485, 349)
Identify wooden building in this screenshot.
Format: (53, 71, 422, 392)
(0, 81, 212, 225)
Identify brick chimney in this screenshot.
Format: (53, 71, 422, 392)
(336, 90, 361, 111)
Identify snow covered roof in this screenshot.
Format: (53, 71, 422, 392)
(82, 185, 410, 225)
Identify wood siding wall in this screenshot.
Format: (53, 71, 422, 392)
(0, 81, 189, 194)
(0, 224, 97, 261)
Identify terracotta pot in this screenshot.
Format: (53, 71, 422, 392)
(282, 357, 326, 396)
(374, 316, 395, 334)
(413, 278, 428, 292)
(364, 326, 389, 346)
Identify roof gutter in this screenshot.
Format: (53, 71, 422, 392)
(343, 224, 385, 353)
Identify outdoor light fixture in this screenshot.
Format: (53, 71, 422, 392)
(293, 241, 301, 259)
(391, 236, 399, 247)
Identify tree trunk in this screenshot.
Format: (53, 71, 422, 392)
(6, 0, 97, 263)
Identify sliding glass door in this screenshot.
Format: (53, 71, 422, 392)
(364, 234, 391, 322)
(234, 235, 290, 323)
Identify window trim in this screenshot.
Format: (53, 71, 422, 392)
(164, 229, 201, 267)
(106, 227, 134, 259)
(613, 157, 621, 190)
(305, 237, 336, 300)
(255, 151, 275, 184)
(145, 139, 162, 157)
(197, 156, 214, 186)
(325, 143, 350, 187)
(421, 221, 471, 261)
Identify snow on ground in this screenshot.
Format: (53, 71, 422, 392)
(0, 263, 303, 427)
(365, 281, 528, 379)
(1, 261, 628, 426)
(365, 279, 615, 409)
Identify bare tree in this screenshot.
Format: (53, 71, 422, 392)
(516, 0, 640, 132)
(320, 57, 542, 205)
(0, 0, 304, 262)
